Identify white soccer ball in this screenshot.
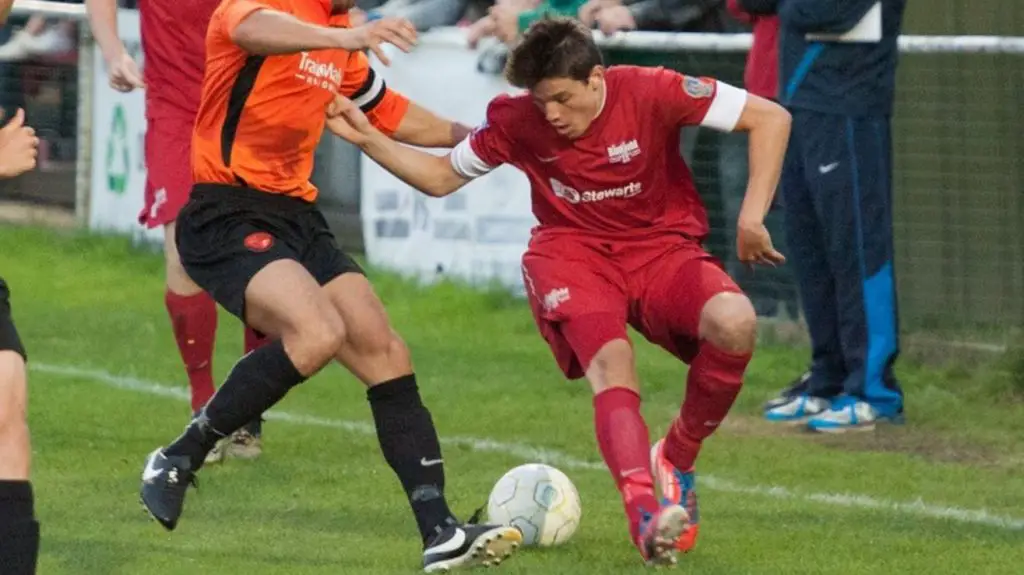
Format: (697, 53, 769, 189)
(486, 463, 582, 547)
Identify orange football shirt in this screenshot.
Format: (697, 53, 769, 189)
(192, 0, 409, 201)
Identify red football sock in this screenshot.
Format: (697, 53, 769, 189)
(165, 290, 218, 413)
(664, 342, 751, 471)
(243, 326, 268, 355)
(593, 387, 660, 546)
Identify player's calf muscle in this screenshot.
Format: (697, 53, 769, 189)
(0, 419, 30, 479)
(0, 350, 30, 479)
(698, 293, 758, 352)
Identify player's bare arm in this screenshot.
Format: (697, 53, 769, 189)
(336, 50, 471, 148)
(85, 0, 145, 92)
(731, 93, 791, 266)
(653, 67, 789, 267)
(0, 109, 39, 179)
(231, 7, 416, 63)
(326, 95, 472, 197)
(391, 102, 473, 148)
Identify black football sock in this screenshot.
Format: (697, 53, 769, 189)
(243, 416, 264, 437)
(165, 339, 306, 469)
(0, 480, 40, 575)
(368, 374, 458, 545)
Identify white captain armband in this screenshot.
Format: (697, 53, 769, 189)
(351, 67, 386, 112)
(701, 81, 748, 132)
(450, 136, 495, 179)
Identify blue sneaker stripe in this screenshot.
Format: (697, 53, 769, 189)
(673, 469, 699, 524)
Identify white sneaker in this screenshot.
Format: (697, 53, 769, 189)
(764, 394, 830, 424)
(0, 30, 34, 62)
(24, 26, 74, 56)
(806, 396, 905, 433)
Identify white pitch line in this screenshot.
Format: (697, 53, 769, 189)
(31, 362, 1024, 531)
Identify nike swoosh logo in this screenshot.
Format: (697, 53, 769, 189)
(142, 452, 164, 482)
(819, 162, 840, 174)
(538, 156, 558, 163)
(421, 457, 444, 467)
(620, 466, 645, 478)
(424, 527, 466, 556)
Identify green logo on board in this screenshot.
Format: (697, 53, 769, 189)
(106, 105, 130, 194)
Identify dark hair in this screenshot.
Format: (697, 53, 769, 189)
(505, 17, 604, 90)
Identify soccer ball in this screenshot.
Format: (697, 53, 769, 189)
(486, 463, 582, 547)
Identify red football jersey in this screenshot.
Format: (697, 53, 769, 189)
(138, 0, 221, 119)
(450, 65, 749, 241)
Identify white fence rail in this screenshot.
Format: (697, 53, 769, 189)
(6, 0, 1024, 275)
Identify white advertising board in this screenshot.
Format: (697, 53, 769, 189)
(361, 34, 536, 294)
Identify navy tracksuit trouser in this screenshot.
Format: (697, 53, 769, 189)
(781, 109, 905, 416)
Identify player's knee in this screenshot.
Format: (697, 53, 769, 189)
(347, 325, 414, 375)
(585, 339, 639, 395)
(345, 316, 394, 355)
(372, 333, 415, 387)
(310, 314, 347, 364)
(289, 309, 347, 374)
(699, 292, 757, 353)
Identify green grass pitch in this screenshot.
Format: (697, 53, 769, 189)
(1, 224, 1021, 574)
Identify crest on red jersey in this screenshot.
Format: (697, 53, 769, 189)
(683, 76, 714, 99)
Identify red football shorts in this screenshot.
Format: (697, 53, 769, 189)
(521, 232, 743, 380)
(139, 115, 195, 229)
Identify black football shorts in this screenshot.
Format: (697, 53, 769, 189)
(175, 184, 364, 321)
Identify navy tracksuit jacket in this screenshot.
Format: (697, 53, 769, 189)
(747, 0, 907, 413)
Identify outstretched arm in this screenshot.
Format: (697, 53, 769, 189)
(391, 102, 473, 148)
(226, 1, 416, 61)
(326, 96, 472, 197)
(85, 0, 123, 62)
(732, 93, 791, 228)
(653, 70, 790, 265)
(338, 51, 472, 149)
(230, 8, 352, 53)
(85, 0, 145, 91)
(361, 135, 471, 198)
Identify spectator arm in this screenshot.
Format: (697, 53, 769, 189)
(628, 0, 711, 31)
(780, 0, 878, 33)
(737, 0, 778, 16)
